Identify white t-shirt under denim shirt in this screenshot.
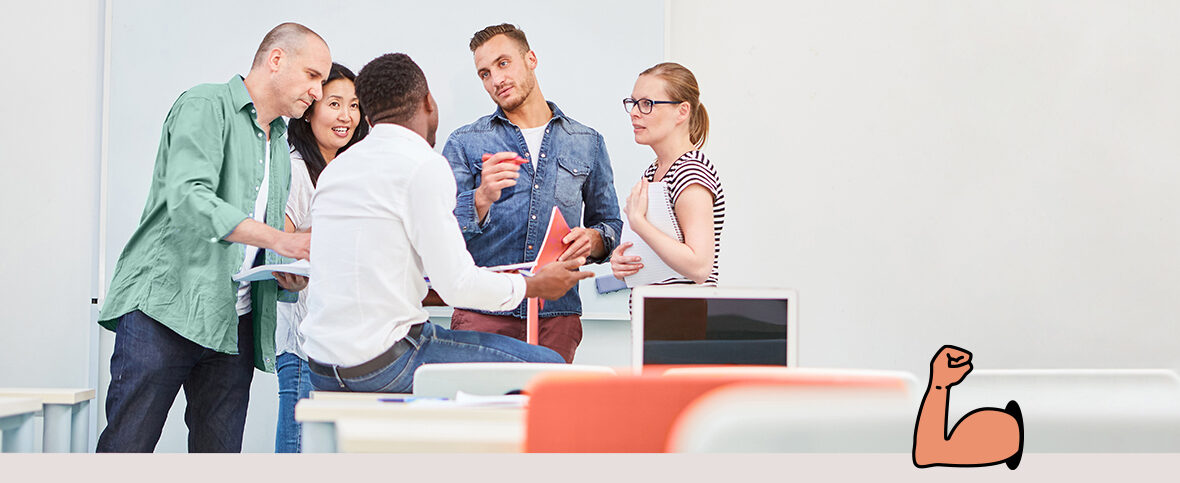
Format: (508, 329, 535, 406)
(300, 123, 527, 367)
(275, 150, 313, 359)
(519, 124, 546, 170)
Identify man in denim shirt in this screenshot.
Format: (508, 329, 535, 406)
(443, 24, 622, 362)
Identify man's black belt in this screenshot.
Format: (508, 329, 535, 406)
(308, 323, 424, 379)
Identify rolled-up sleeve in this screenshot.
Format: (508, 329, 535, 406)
(442, 134, 489, 239)
(163, 97, 250, 243)
(583, 133, 623, 263)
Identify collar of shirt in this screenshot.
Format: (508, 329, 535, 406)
(370, 122, 432, 148)
(228, 75, 287, 139)
(492, 100, 569, 130)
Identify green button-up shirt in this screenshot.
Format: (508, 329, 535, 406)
(99, 75, 292, 373)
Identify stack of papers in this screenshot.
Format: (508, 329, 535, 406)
(388, 391, 529, 409)
(231, 259, 310, 282)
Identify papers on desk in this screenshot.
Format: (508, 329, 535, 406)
(383, 391, 529, 409)
(452, 391, 529, 408)
(231, 259, 310, 282)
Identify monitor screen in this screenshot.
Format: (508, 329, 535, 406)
(631, 286, 797, 371)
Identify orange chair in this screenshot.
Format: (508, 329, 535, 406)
(524, 368, 915, 453)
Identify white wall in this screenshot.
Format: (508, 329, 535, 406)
(669, 0, 1180, 377)
(0, 0, 105, 449)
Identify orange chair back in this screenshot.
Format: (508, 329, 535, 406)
(525, 369, 910, 453)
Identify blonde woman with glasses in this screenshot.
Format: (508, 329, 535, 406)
(612, 63, 725, 287)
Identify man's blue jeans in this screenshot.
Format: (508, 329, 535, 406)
(309, 322, 564, 393)
(275, 352, 311, 453)
(97, 310, 254, 452)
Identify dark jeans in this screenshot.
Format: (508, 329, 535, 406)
(309, 322, 564, 393)
(449, 309, 582, 363)
(97, 310, 255, 453)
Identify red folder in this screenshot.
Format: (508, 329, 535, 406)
(527, 206, 571, 344)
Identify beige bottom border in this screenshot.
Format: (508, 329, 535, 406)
(1, 453, 1176, 482)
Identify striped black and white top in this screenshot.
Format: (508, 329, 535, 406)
(642, 150, 725, 286)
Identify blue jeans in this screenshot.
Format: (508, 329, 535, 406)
(310, 322, 564, 393)
(97, 310, 254, 452)
(275, 352, 311, 453)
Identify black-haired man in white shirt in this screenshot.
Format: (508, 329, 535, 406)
(300, 53, 591, 393)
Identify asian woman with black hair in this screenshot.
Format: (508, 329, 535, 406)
(274, 62, 368, 453)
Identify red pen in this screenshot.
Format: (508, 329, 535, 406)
(482, 153, 529, 165)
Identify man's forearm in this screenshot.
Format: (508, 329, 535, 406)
(589, 225, 616, 260)
(588, 227, 608, 260)
(226, 218, 311, 260)
(224, 218, 281, 249)
(474, 190, 491, 223)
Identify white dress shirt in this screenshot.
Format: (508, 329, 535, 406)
(300, 123, 527, 367)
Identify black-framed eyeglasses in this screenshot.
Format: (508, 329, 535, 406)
(623, 97, 680, 114)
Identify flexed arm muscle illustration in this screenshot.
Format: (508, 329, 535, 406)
(913, 345, 1024, 469)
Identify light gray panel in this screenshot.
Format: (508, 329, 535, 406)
(669, 0, 1180, 379)
(0, 2, 103, 392)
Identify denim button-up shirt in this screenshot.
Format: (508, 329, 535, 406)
(443, 102, 622, 318)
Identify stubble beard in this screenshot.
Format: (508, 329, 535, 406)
(495, 75, 535, 113)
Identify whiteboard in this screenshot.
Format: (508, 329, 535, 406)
(104, 0, 664, 318)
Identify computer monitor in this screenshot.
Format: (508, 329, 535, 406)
(630, 286, 798, 372)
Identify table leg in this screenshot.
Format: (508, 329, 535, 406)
(1, 413, 35, 453)
(301, 421, 337, 453)
(71, 400, 90, 453)
(43, 404, 71, 453)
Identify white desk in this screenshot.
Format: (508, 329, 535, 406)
(334, 416, 521, 453)
(295, 398, 523, 453)
(0, 397, 40, 453)
(0, 388, 95, 453)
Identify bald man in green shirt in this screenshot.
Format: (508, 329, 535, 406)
(96, 22, 331, 452)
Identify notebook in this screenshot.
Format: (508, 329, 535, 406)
(619, 181, 682, 287)
(534, 205, 572, 270)
(478, 206, 572, 344)
(482, 206, 572, 276)
(231, 259, 310, 282)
